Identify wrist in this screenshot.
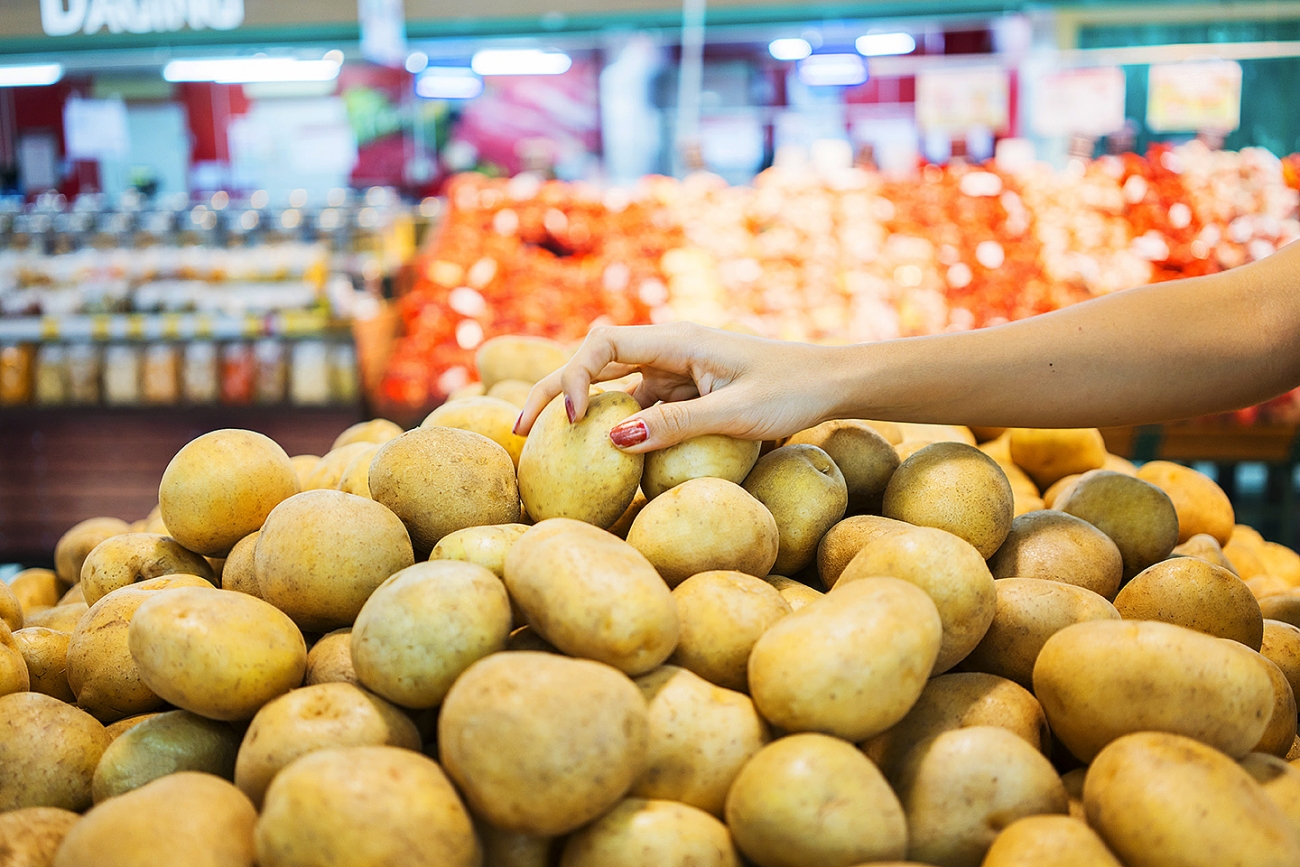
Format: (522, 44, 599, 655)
(819, 342, 885, 423)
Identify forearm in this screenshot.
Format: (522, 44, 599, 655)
(830, 243, 1300, 429)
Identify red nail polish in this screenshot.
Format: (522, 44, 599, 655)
(610, 419, 648, 448)
(565, 397, 576, 423)
(512, 413, 523, 434)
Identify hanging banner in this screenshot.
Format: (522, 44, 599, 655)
(1147, 60, 1242, 132)
(1031, 66, 1127, 138)
(915, 66, 1010, 133)
(358, 0, 407, 68)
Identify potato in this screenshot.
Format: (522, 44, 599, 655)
(560, 798, 740, 867)
(1173, 532, 1239, 574)
(423, 396, 528, 467)
(1256, 654, 1300, 757)
(960, 578, 1120, 689)
(978, 430, 1014, 464)
(1114, 557, 1263, 648)
(882, 442, 1014, 558)
(0, 579, 22, 632)
(233, 682, 420, 807)
(330, 418, 403, 450)
(838, 526, 996, 673)
(53, 772, 256, 867)
(371, 425, 521, 553)
(159, 429, 300, 557)
(862, 672, 1050, 780)
(749, 577, 941, 742)
(54, 517, 130, 585)
(221, 530, 260, 597)
(92, 710, 240, 803)
(58, 583, 84, 605)
(626, 478, 779, 586)
(446, 381, 486, 401)
(1057, 470, 1180, 578)
(1262, 619, 1300, 701)
(289, 455, 319, 488)
(1008, 427, 1106, 489)
(815, 515, 911, 590)
(352, 561, 511, 708)
(0, 620, 29, 697)
(1061, 767, 1087, 820)
(1225, 527, 1268, 579)
(641, 434, 762, 500)
(430, 523, 529, 578)
(896, 422, 976, 446)
(1261, 542, 1300, 586)
(989, 511, 1123, 598)
(787, 420, 899, 514)
(9, 568, 64, 612)
(304, 628, 358, 686)
(0, 807, 80, 867)
(254, 490, 414, 631)
(504, 522, 677, 675)
(1136, 460, 1235, 545)
(669, 571, 790, 692)
(302, 442, 375, 491)
(896, 726, 1067, 867)
(982, 816, 1123, 867)
(12, 627, 73, 702)
(438, 652, 649, 835)
(24, 603, 87, 634)
(335, 445, 380, 499)
(1251, 576, 1294, 600)
(725, 733, 907, 867)
(518, 391, 643, 530)
(606, 489, 647, 538)
(1261, 595, 1300, 628)
(476, 334, 569, 388)
(0, 692, 109, 811)
(759, 575, 823, 610)
(487, 379, 533, 407)
(1242, 752, 1300, 833)
(1042, 473, 1080, 508)
(1033, 619, 1273, 761)
(104, 714, 156, 740)
(478, 824, 558, 867)
(79, 532, 215, 606)
(1085, 732, 1300, 867)
(129, 586, 306, 721)
(743, 444, 847, 575)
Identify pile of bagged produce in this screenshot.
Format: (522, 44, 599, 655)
(5, 334, 1300, 867)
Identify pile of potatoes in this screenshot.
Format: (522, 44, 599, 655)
(4, 333, 1300, 867)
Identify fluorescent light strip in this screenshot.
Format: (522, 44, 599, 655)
(163, 57, 341, 84)
(856, 32, 917, 57)
(415, 68, 483, 100)
(0, 63, 63, 87)
(769, 38, 812, 61)
(471, 49, 571, 76)
(797, 54, 868, 87)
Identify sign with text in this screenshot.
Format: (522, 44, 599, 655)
(915, 67, 1010, 133)
(1147, 60, 1242, 132)
(1031, 66, 1127, 138)
(39, 0, 244, 36)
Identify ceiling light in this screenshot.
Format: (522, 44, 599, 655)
(163, 57, 342, 84)
(768, 38, 812, 61)
(0, 63, 63, 87)
(855, 32, 917, 57)
(415, 67, 483, 100)
(797, 54, 868, 87)
(405, 52, 429, 74)
(470, 49, 571, 76)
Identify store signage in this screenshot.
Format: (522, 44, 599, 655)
(1147, 60, 1242, 132)
(39, 0, 245, 37)
(1031, 67, 1127, 138)
(915, 67, 1010, 133)
(358, 0, 407, 68)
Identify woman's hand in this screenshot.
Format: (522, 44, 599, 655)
(514, 322, 844, 452)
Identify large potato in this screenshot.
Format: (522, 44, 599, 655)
(1008, 427, 1106, 489)
(982, 816, 1122, 867)
(627, 478, 779, 586)
(92, 709, 240, 803)
(158, 429, 299, 557)
(1256, 654, 1299, 757)
(476, 334, 569, 388)
(1136, 460, 1235, 544)
(669, 571, 790, 692)
(423, 396, 528, 466)
(352, 561, 511, 707)
(838, 526, 996, 673)
(0, 807, 80, 867)
(786, 420, 899, 514)
(560, 798, 739, 867)
(1033, 619, 1273, 761)
(12, 626, 74, 702)
(53, 772, 257, 867)
(303, 628, 358, 686)
(882, 442, 1013, 558)
(370, 425, 521, 553)
(641, 434, 762, 500)
(254, 489, 415, 631)
(815, 515, 911, 590)
(960, 578, 1120, 689)
(1057, 470, 1179, 579)
(632, 665, 769, 816)
(987, 510, 1124, 601)
(1084, 732, 1300, 867)
(9, 567, 64, 612)
(896, 726, 1067, 867)
(129, 586, 306, 721)
(743, 445, 847, 575)
(0, 620, 29, 697)
(0, 692, 109, 811)
(329, 418, 403, 451)
(1114, 557, 1263, 648)
(79, 532, 214, 606)
(438, 652, 648, 835)
(54, 517, 130, 585)
(725, 733, 907, 867)
(233, 682, 420, 807)
(504, 522, 677, 675)
(518, 391, 644, 529)
(749, 577, 941, 742)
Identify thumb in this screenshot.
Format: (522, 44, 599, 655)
(608, 392, 732, 453)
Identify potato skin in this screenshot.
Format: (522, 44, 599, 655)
(1255, 654, 1300, 757)
(1114, 557, 1263, 649)
(91, 710, 240, 803)
(815, 515, 911, 591)
(982, 816, 1122, 867)
(1136, 460, 1235, 545)
(882, 441, 1014, 558)
(560, 798, 740, 867)
(0, 692, 110, 812)
(79, 533, 215, 606)
(423, 396, 528, 467)
(1033, 619, 1273, 762)
(668, 571, 790, 692)
(1057, 470, 1179, 579)
(67, 586, 175, 723)
(0, 807, 80, 867)
(1008, 427, 1106, 489)
(1084, 732, 1300, 867)
(429, 523, 529, 578)
(54, 517, 131, 585)
(0, 620, 30, 697)
(641, 434, 762, 500)
(330, 418, 403, 451)
(476, 334, 569, 388)
(787, 419, 899, 515)
(304, 629, 358, 687)
(9, 567, 64, 612)
(987, 510, 1124, 601)
(742, 445, 847, 575)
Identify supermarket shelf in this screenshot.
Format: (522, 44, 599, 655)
(1101, 424, 1300, 463)
(0, 311, 348, 343)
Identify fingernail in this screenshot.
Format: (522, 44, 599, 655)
(610, 419, 648, 448)
(512, 413, 523, 435)
(565, 397, 576, 424)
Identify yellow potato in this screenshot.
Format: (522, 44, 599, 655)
(1225, 526, 1268, 578)
(8, 567, 64, 612)
(371, 425, 521, 553)
(626, 478, 779, 586)
(424, 396, 528, 467)
(1061, 767, 1087, 820)
(742, 445, 847, 575)
(12, 626, 74, 702)
(861, 419, 903, 444)
(0, 692, 110, 811)
(1057, 470, 1180, 579)
(1173, 532, 1240, 574)
(53, 772, 256, 867)
(815, 515, 911, 591)
(335, 445, 380, 499)
(838, 525, 996, 673)
(158, 429, 300, 557)
(1008, 427, 1106, 489)
(896, 726, 1068, 867)
(559, 798, 740, 867)
(24, 602, 87, 634)
(1085, 732, 1300, 867)
(1041, 473, 1080, 508)
(129, 586, 306, 721)
(1136, 460, 1235, 545)
(1262, 619, 1300, 702)
(352, 561, 512, 708)
(57, 583, 84, 605)
(79, 532, 215, 606)
(303, 442, 375, 491)
(253, 489, 415, 631)
(304, 628, 358, 686)
(1103, 453, 1138, 475)
(477, 824, 558, 867)
(787, 420, 899, 514)
(475, 334, 569, 388)
(882, 442, 1014, 558)
(1260, 542, 1300, 587)
(895, 422, 977, 446)
(960, 578, 1120, 689)
(1251, 576, 1294, 600)
(759, 575, 824, 610)
(487, 378, 533, 407)
(429, 523, 529, 578)
(641, 434, 762, 500)
(1114, 557, 1263, 648)
(1256, 654, 1299, 757)
(54, 517, 130, 585)
(1260, 595, 1300, 628)
(221, 530, 260, 597)
(1242, 752, 1300, 835)
(749, 577, 941, 742)
(289, 454, 320, 489)
(669, 571, 790, 692)
(725, 733, 907, 867)
(1033, 619, 1273, 761)
(438, 652, 649, 835)
(92, 710, 240, 803)
(606, 488, 648, 539)
(329, 418, 403, 450)
(0, 620, 29, 697)
(982, 816, 1122, 867)
(0, 807, 80, 867)
(0, 580, 22, 632)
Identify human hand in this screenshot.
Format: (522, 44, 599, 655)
(514, 322, 843, 452)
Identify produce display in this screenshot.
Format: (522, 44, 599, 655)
(4, 333, 1300, 866)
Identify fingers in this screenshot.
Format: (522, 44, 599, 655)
(607, 390, 740, 453)
(515, 370, 565, 435)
